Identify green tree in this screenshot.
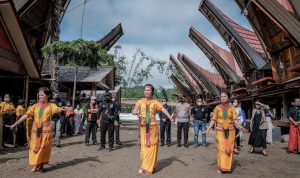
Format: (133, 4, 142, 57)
(42, 39, 114, 106)
(42, 39, 113, 68)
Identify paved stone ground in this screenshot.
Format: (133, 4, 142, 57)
(0, 121, 299, 178)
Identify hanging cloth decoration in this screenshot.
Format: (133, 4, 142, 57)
(145, 104, 151, 147)
(221, 104, 231, 155)
(34, 105, 46, 153)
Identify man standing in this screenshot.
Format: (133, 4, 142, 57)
(159, 98, 172, 147)
(98, 92, 118, 151)
(85, 96, 98, 146)
(288, 98, 300, 153)
(112, 96, 122, 145)
(191, 98, 208, 147)
(0, 94, 15, 148)
(175, 97, 191, 148)
(51, 93, 62, 147)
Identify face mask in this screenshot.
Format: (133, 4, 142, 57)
(76, 106, 80, 109)
(4, 97, 10, 102)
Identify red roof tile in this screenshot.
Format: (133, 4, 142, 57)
(190, 27, 244, 79)
(179, 53, 226, 89)
(217, 8, 266, 57)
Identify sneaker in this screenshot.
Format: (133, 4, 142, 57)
(85, 143, 90, 146)
(116, 141, 122, 145)
(160, 143, 164, 147)
(108, 147, 113, 152)
(193, 144, 198, 148)
(167, 143, 171, 147)
(176, 144, 181, 148)
(97, 147, 105, 151)
(92, 142, 97, 145)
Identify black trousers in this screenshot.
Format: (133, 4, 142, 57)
(2, 113, 15, 146)
(85, 121, 97, 143)
(160, 121, 171, 144)
(235, 128, 240, 148)
(100, 120, 114, 148)
(15, 123, 26, 146)
(115, 121, 120, 143)
(177, 122, 189, 145)
(66, 116, 74, 136)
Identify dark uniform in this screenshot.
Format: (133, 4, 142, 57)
(99, 99, 118, 150)
(159, 105, 172, 146)
(114, 101, 122, 145)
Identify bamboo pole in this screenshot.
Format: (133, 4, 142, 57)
(72, 66, 78, 108)
(25, 76, 29, 109)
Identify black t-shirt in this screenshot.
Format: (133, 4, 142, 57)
(159, 105, 172, 121)
(191, 105, 208, 120)
(288, 106, 300, 122)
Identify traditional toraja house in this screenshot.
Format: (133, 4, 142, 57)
(170, 74, 194, 102)
(97, 23, 124, 50)
(190, 0, 300, 129)
(178, 53, 225, 94)
(199, 0, 272, 98)
(0, 0, 70, 105)
(234, 0, 300, 121)
(170, 53, 225, 101)
(170, 54, 203, 97)
(196, 0, 272, 117)
(189, 26, 245, 93)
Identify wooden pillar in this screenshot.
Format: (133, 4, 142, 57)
(282, 93, 288, 120)
(72, 66, 78, 108)
(0, 114, 3, 149)
(24, 76, 29, 109)
(91, 84, 97, 96)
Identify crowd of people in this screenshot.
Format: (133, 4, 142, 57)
(0, 85, 299, 175)
(0, 88, 122, 172)
(133, 84, 300, 174)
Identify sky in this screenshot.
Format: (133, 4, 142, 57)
(60, 0, 253, 88)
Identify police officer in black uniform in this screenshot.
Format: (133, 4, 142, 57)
(159, 98, 173, 147)
(98, 92, 118, 151)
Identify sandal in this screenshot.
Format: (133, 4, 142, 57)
(30, 166, 37, 172)
(138, 168, 143, 174)
(249, 147, 254, 153)
(262, 150, 268, 157)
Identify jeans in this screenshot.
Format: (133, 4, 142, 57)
(160, 121, 171, 144)
(177, 122, 189, 145)
(193, 120, 206, 146)
(85, 121, 97, 143)
(51, 119, 61, 144)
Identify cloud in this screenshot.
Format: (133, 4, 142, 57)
(60, 0, 253, 88)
